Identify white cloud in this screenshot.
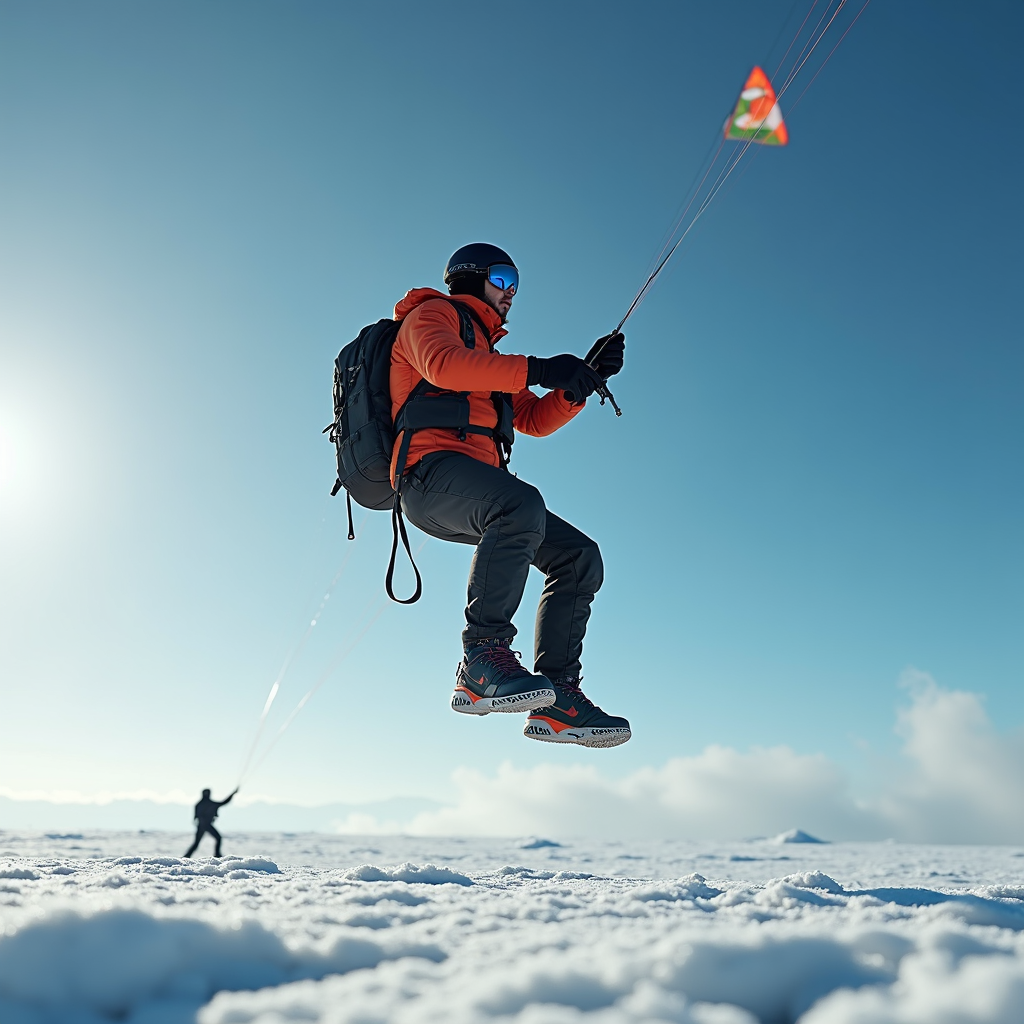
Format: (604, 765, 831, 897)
(872, 669, 1024, 844)
(402, 748, 877, 842)
(395, 674, 1024, 844)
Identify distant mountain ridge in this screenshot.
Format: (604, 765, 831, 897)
(0, 795, 442, 833)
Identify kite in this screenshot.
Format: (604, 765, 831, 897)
(725, 66, 789, 146)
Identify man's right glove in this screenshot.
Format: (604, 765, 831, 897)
(584, 331, 625, 378)
(526, 354, 604, 401)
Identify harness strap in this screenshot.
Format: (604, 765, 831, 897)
(449, 300, 490, 348)
(449, 301, 514, 470)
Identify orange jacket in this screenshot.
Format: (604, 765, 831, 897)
(389, 288, 583, 480)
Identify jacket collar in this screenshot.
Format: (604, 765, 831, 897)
(394, 288, 508, 344)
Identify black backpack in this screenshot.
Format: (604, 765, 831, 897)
(325, 299, 514, 604)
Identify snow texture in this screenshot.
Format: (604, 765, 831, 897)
(0, 831, 1022, 1023)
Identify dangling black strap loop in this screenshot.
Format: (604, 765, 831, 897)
(345, 491, 355, 541)
(386, 494, 422, 605)
(384, 425, 422, 603)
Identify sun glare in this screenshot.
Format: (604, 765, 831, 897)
(0, 412, 40, 514)
(0, 423, 19, 489)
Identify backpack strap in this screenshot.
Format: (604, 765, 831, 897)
(491, 392, 515, 468)
(446, 299, 490, 348)
(446, 300, 515, 467)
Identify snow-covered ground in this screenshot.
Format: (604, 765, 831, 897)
(1, 830, 1022, 1023)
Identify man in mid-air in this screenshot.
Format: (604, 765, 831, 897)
(391, 242, 631, 747)
(183, 787, 238, 858)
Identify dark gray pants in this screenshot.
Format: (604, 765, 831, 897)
(401, 452, 603, 681)
(184, 823, 222, 858)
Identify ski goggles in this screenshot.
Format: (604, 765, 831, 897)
(487, 264, 518, 295)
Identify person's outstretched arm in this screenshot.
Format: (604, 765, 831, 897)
(218, 788, 239, 808)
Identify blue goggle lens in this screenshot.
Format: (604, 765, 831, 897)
(487, 264, 518, 294)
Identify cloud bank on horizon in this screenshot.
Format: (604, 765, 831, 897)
(4, 674, 1022, 844)
(356, 673, 1024, 844)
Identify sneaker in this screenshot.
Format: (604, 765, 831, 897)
(451, 639, 556, 715)
(523, 678, 631, 748)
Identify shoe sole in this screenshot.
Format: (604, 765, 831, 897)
(523, 718, 632, 748)
(451, 685, 556, 716)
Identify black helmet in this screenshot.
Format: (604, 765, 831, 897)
(444, 242, 517, 286)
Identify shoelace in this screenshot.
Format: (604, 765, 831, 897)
(556, 677, 596, 710)
(474, 644, 526, 676)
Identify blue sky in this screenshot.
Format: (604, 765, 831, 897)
(0, 1, 1021, 819)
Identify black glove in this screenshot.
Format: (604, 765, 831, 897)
(526, 354, 604, 401)
(584, 331, 625, 378)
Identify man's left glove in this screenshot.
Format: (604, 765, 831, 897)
(526, 354, 604, 400)
(584, 331, 625, 379)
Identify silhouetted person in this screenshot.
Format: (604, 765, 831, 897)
(183, 787, 238, 858)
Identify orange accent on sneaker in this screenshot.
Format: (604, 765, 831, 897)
(527, 714, 575, 733)
(564, 705, 578, 718)
(455, 685, 484, 704)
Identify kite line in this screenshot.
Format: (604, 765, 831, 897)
(612, 0, 872, 337)
(234, 533, 430, 789)
(235, 528, 363, 783)
(237, 588, 391, 788)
